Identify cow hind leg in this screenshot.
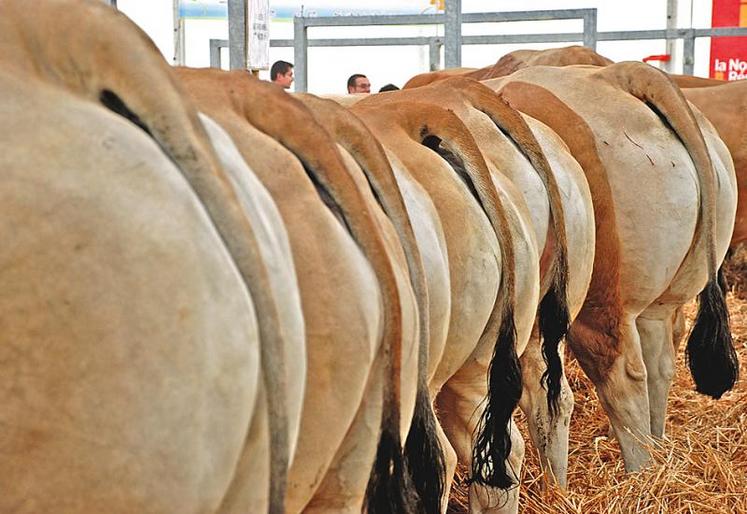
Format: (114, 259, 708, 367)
(569, 316, 652, 472)
(636, 308, 677, 439)
(437, 371, 522, 514)
(469, 422, 524, 514)
(518, 332, 573, 488)
(435, 411, 458, 514)
(672, 306, 687, 354)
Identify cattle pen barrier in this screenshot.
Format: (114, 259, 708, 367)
(204, 4, 747, 93)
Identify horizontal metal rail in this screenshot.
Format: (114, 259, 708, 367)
(597, 26, 747, 40)
(223, 26, 746, 49)
(294, 9, 597, 27)
(272, 27, 747, 46)
(270, 37, 434, 47)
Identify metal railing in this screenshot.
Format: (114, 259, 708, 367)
(597, 26, 747, 74)
(210, 8, 747, 91)
(289, 8, 597, 91)
(214, 8, 598, 91)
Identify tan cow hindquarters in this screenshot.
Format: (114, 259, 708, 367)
(358, 78, 596, 490)
(488, 62, 738, 473)
(176, 67, 422, 514)
(0, 2, 308, 513)
(351, 97, 539, 512)
(0, 51, 269, 514)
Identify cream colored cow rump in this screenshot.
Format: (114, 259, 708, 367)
(176, 67, 421, 514)
(0, 1, 305, 513)
(487, 62, 738, 473)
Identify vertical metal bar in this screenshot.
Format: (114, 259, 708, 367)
(177, 18, 186, 65)
(172, 0, 184, 66)
(210, 39, 222, 68)
(582, 9, 598, 50)
(174, 1, 186, 66)
(444, 0, 461, 68)
(664, 0, 678, 72)
(429, 38, 442, 71)
(228, 0, 247, 70)
(294, 17, 309, 92)
(173, 0, 180, 65)
(683, 29, 695, 74)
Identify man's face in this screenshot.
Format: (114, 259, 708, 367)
(275, 69, 294, 89)
(349, 76, 371, 94)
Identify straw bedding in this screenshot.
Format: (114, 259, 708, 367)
(447, 249, 747, 513)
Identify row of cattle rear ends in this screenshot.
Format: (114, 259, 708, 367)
(0, 1, 739, 513)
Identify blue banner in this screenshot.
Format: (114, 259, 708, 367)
(178, 1, 424, 20)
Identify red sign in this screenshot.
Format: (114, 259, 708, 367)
(710, 0, 747, 80)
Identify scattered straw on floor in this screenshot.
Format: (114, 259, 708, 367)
(448, 253, 747, 513)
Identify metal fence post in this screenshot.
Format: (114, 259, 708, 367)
(445, 0, 462, 68)
(583, 9, 597, 50)
(429, 38, 443, 71)
(294, 17, 309, 92)
(174, 0, 186, 66)
(664, 0, 678, 72)
(683, 29, 695, 75)
(228, 0, 247, 70)
(210, 39, 223, 68)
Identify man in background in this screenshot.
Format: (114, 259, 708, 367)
(347, 74, 371, 94)
(271, 60, 294, 89)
